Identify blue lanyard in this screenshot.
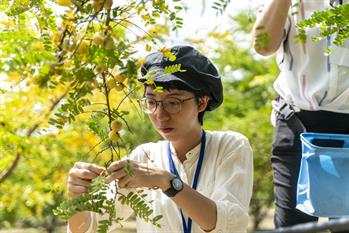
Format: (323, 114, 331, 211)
(167, 130, 206, 233)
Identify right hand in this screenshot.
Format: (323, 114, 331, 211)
(67, 162, 105, 198)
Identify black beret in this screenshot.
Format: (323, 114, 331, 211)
(139, 45, 223, 111)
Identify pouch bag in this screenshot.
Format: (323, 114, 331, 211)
(297, 133, 349, 217)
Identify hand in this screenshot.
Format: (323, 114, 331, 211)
(67, 162, 105, 198)
(106, 160, 174, 190)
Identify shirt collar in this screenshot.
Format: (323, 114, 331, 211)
(168, 133, 208, 162)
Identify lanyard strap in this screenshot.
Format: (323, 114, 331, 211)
(167, 130, 206, 233)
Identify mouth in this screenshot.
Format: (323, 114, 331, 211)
(158, 127, 174, 134)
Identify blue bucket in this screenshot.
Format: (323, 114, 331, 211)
(297, 133, 349, 217)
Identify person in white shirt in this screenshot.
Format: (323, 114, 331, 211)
(252, 0, 349, 229)
(67, 45, 254, 233)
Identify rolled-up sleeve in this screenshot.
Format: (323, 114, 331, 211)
(67, 212, 97, 233)
(209, 135, 253, 233)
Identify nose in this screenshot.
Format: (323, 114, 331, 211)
(154, 102, 170, 121)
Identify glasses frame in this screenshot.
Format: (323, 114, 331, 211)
(138, 96, 196, 114)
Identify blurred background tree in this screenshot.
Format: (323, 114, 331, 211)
(0, 0, 182, 231)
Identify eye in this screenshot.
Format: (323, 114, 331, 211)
(165, 99, 180, 106)
(146, 99, 157, 106)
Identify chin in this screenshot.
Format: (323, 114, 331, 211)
(160, 133, 173, 141)
(159, 131, 177, 141)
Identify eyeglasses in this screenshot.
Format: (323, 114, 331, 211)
(138, 97, 195, 114)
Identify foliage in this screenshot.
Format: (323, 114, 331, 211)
(54, 176, 162, 232)
(163, 64, 186, 74)
(297, 3, 349, 46)
(0, 0, 183, 231)
(254, 28, 271, 53)
(118, 190, 162, 227)
(0, 119, 83, 230)
(208, 0, 349, 47)
(212, 0, 230, 15)
(53, 176, 114, 221)
(254, 2, 349, 51)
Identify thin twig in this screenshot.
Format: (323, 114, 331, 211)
(82, 110, 108, 115)
(84, 138, 107, 157)
(93, 146, 110, 162)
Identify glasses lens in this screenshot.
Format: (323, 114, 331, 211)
(139, 98, 155, 113)
(163, 98, 181, 114)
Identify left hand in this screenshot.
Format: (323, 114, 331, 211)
(106, 160, 174, 190)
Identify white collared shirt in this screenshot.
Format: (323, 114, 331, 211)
(73, 130, 253, 233)
(275, 0, 349, 113)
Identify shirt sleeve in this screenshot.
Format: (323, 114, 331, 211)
(67, 212, 97, 233)
(208, 134, 254, 233)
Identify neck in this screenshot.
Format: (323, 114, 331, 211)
(172, 127, 203, 163)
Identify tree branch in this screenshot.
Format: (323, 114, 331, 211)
(0, 87, 71, 184)
(0, 152, 20, 184)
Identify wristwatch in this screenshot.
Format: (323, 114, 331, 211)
(163, 177, 183, 197)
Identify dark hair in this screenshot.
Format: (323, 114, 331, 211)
(143, 80, 207, 125)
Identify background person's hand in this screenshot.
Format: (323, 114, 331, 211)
(106, 160, 174, 191)
(67, 162, 105, 198)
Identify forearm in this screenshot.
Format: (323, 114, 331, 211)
(108, 162, 217, 231)
(252, 0, 292, 55)
(156, 171, 216, 231)
(172, 184, 217, 232)
(68, 211, 92, 233)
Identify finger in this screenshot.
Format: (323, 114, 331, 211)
(74, 162, 91, 169)
(68, 177, 91, 188)
(86, 163, 106, 175)
(70, 168, 99, 180)
(68, 191, 81, 198)
(69, 185, 88, 194)
(118, 176, 133, 188)
(107, 160, 126, 173)
(74, 162, 105, 175)
(106, 169, 128, 183)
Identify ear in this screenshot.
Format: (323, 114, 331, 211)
(197, 96, 209, 113)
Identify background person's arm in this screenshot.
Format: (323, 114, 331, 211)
(252, 0, 292, 56)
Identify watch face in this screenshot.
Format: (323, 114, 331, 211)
(163, 177, 183, 197)
(172, 178, 183, 191)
